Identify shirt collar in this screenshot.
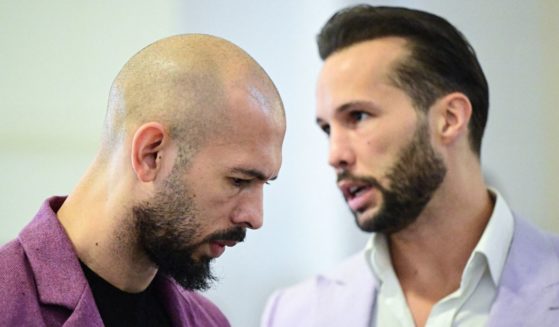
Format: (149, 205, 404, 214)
(472, 189, 515, 285)
(365, 232, 389, 284)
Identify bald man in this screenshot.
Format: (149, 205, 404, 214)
(0, 34, 285, 326)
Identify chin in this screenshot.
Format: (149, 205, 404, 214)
(353, 206, 390, 233)
(354, 207, 379, 232)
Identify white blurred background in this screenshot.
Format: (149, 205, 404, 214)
(1, 1, 557, 326)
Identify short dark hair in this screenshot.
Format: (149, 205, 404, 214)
(317, 5, 489, 156)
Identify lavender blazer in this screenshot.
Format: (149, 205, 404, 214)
(0, 197, 230, 327)
(261, 216, 559, 326)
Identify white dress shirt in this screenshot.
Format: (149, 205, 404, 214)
(366, 190, 514, 327)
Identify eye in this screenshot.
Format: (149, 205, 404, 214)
(349, 111, 369, 122)
(319, 123, 330, 136)
(231, 177, 252, 188)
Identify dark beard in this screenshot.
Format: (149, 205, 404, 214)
(339, 119, 447, 234)
(132, 171, 245, 291)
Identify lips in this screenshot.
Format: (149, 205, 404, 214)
(338, 180, 375, 212)
(213, 240, 238, 247)
(209, 240, 238, 258)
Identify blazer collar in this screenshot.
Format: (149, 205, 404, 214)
(314, 252, 379, 327)
(487, 215, 559, 326)
(18, 196, 102, 325)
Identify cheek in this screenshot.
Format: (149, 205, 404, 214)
(358, 127, 411, 171)
(365, 136, 390, 155)
(197, 189, 236, 210)
(191, 192, 238, 224)
(189, 178, 230, 206)
(187, 177, 245, 225)
(359, 130, 392, 164)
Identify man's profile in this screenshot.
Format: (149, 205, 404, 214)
(262, 5, 559, 327)
(0, 34, 286, 326)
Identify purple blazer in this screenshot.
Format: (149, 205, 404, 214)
(0, 197, 230, 327)
(261, 216, 559, 326)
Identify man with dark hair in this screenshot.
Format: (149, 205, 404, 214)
(0, 34, 286, 326)
(262, 5, 558, 327)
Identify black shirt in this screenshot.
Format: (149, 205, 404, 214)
(80, 261, 173, 327)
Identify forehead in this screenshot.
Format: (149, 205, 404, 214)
(316, 37, 410, 117)
(188, 83, 285, 178)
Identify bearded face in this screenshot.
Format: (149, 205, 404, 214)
(133, 168, 245, 291)
(338, 119, 447, 234)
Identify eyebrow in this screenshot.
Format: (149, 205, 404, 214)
(337, 100, 379, 113)
(316, 100, 380, 125)
(231, 168, 277, 181)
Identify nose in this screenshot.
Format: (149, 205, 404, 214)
(328, 128, 355, 171)
(231, 187, 264, 230)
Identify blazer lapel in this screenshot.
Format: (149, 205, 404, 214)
(19, 197, 103, 326)
(62, 289, 104, 327)
(487, 216, 559, 326)
(314, 253, 378, 327)
(156, 275, 191, 325)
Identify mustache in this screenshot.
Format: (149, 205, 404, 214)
(203, 226, 246, 244)
(337, 171, 386, 192)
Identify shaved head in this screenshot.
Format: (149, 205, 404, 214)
(102, 34, 284, 165)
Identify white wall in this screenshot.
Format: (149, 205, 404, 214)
(1, 1, 557, 326)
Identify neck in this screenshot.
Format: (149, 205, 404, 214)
(57, 157, 157, 293)
(388, 165, 494, 301)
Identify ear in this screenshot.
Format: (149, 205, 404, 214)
(130, 122, 169, 183)
(434, 92, 472, 146)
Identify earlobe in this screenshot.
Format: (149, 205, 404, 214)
(131, 122, 168, 183)
(437, 93, 472, 146)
